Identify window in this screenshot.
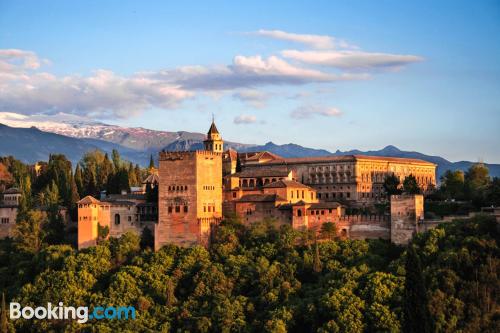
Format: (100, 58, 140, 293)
(347, 192, 351, 198)
(168, 206, 172, 213)
(128, 216, 132, 222)
(297, 209, 302, 217)
(302, 190, 304, 199)
(233, 192, 236, 198)
(175, 206, 180, 213)
(184, 206, 188, 213)
(1, 218, 9, 224)
(114, 214, 120, 225)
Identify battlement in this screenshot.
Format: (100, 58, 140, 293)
(339, 214, 390, 223)
(159, 150, 222, 161)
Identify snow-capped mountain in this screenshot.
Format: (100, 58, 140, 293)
(0, 112, 207, 151)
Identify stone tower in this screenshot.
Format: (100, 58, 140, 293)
(390, 194, 424, 245)
(203, 119, 224, 153)
(155, 119, 224, 250)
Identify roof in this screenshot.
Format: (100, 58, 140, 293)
(232, 166, 290, 178)
(224, 148, 238, 160)
(259, 154, 435, 166)
(309, 202, 342, 209)
(3, 187, 21, 194)
(207, 121, 219, 135)
(263, 179, 312, 189)
(142, 173, 159, 184)
(77, 196, 101, 204)
(239, 151, 282, 162)
(102, 200, 136, 206)
(237, 194, 284, 203)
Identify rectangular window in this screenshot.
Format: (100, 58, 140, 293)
(184, 206, 188, 213)
(175, 206, 180, 213)
(168, 206, 172, 213)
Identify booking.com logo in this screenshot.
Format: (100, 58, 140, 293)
(10, 302, 136, 323)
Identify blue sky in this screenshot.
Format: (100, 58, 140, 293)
(0, 0, 499, 163)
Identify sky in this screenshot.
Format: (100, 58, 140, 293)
(0, 0, 499, 163)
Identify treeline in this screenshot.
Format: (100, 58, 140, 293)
(0, 215, 498, 332)
(0, 151, 152, 247)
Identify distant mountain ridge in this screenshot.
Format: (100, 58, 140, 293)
(0, 116, 499, 179)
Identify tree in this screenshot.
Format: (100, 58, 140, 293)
(14, 210, 47, 253)
(383, 174, 402, 196)
(403, 175, 421, 194)
(235, 155, 242, 173)
(403, 245, 431, 333)
(486, 177, 500, 206)
(74, 164, 84, 197)
(1, 292, 10, 333)
(464, 163, 490, 207)
(112, 149, 121, 170)
(128, 162, 138, 187)
(440, 170, 465, 200)
(320, 222, 337, 240)
(149, 154, 155, 170)
(313, 240, 322, 273)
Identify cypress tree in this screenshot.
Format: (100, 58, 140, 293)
(74, 164, 84, 197)
(403, 245, 431, 333)
(235, 155, 242, 172)
(313, 239, 322, 273)
(149, 154, 155, 170)
(1, 292, 8, 333)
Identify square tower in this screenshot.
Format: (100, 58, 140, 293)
(155, 150, 222, 249)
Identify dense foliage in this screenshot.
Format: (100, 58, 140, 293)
(0, 215, 498, 332)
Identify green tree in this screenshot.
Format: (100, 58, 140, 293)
(0, 292, 10, 333)
(313, 240, 322, 273)
(112, 149, 121, 170)
(403, 245, 431, 333)
(14, 210, 47, 253)
(464, 163, 490, 207)
(149, 154, 155, 169)
(74, 164, 84, 196)
(320, 222, 337, 240)
(383, 174, 402, 196)
(403, 174, 421, 194)
(439, 170, 465, 200)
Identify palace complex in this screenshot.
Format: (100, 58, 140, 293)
(0, 120, 443, 249)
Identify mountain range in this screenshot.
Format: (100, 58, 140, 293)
(0, 112, 498, 179)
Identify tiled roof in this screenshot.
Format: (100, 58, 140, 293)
(77, 196, 101, 204)
(207, 121, 219, 135)
(309, 202, 342, 209)
(237, 194, 281, 202)
(240, 151, 282, 161)
(233, 166, 290, 178)
(263, 179, 312, 189)
(259, 154, 435, 166)
(142, 173, 159, 184)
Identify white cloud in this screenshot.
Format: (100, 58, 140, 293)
(251, 30, 352, 49)
(234, 114, 258, 124)
(291, 105, 342, 119)
(282, 50, 423, 69)
(232, 89, 269, 108)
(153, 55, 341, 90)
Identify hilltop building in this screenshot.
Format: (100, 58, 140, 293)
(76, 119, 441, 249)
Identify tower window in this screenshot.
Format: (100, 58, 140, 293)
(114, 214, 120, 225)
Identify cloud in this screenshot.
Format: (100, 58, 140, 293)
(0, 49, 42, 71)
(250, 29, 354, 49)
(232, 89, 269, 108)
(152, 55, 346, 90)
(282, 50, 423, 69)
(291, 105, 342, 119)
(234, 114, 258, 124)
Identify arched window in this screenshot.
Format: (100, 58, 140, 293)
(297, 209, 302, 217)
(114, 214, 120, 225)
